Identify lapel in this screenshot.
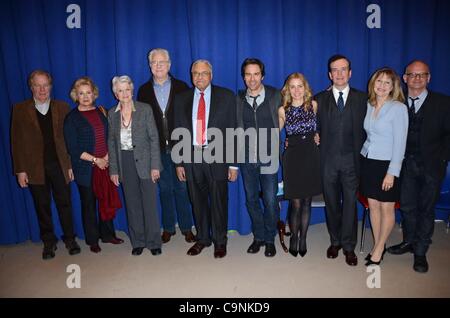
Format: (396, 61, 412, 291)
(149, 78, 163, 116)
(50, 101, 60, 135)
(208, 86, 218, 128)
(185, 90, 194, 133)
(25, 99, 41, 131)
(326, 90, 335, 121)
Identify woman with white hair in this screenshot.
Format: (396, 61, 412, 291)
(108, 75, 163, 256)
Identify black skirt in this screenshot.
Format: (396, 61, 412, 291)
(360, 156, 399, 202)
(282, 133, 322, 199)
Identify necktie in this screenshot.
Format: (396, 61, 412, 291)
(409, 97, 419, 115)
(250, 95, 259, 110)
(196, 92, 206, 145)
(337, 91, 344, 112)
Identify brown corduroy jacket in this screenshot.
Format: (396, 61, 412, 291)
(11, 99, 72, 185)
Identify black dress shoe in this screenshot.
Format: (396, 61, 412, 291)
(150, 248, 162, 256)
(264, 243, 276, 257)
(65, 240, 81, 255)
(132, 247, 144, 256)
(387, 242, 413, 255)
(90, 244, 102, 253)
(326, 245, 341, 259)
(247, 240, 265, 254)
(343, 250, 358, 266)
(42, 244, 57, 260)
(413, 255, 429, 273)
(214, 245, 227, 258)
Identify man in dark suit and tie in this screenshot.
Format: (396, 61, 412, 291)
(173, 59, 238, 258)
(387, 60, 450, 273)
(315, 55, 367, 266)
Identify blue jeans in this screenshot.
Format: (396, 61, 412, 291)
(240, 163, 279, 243)
(159, 152, 193, 233)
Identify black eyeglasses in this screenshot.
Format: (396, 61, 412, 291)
(405, 72, 430, 79)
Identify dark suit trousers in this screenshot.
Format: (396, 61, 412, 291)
(322, 153, 358, 251)
(400, 158, 441, 256)
(77, 184, 115, 246)
(186, 162, 228, 247)
(28, 161, 75, 245)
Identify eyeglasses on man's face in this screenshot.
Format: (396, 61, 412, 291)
(192, 71, 211, 78)
(406, 72, 430, 79)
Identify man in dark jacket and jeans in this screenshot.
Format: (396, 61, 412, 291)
(137, 48, 196, 244)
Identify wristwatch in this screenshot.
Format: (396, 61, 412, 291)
(92, 157, 97, 165)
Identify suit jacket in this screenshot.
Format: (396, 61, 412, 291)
(137, 76, 189, 151)
(11, 99, 72, 185)
(315, 88, 367, 176)
(173, 85, 236, 180)
(107, 101, 162, 180)
(406, 91, 450, 180)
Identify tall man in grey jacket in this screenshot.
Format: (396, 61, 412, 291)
(236, 58, 281, 257)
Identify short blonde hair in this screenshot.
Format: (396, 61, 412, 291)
(28, 69, 52, 87)
(368, 67, 405, 106)
(70, 77, 99, 102)
(112, 75, 134, 94)
(281, 72, 313, 111)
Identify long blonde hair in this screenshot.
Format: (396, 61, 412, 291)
(367, 67, 405, 106)
(281, 72, 313, 111)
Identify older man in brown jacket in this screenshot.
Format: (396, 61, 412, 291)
(11, 70, 81, 260)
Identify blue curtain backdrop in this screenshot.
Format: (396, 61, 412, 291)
(1, 0, 449, 244)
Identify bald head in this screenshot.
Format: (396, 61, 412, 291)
(403, 60, 430, 97)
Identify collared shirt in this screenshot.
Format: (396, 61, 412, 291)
(360, 100, 409, 177)
(115, 102, 136, 150)
(245, 85, 266, 109)
(332, 85, 350, 107)
(34, 98, 50, 115)
(408, 89, 428, 113)
(153, 76, 171, 113)
(192, 85, 211, 146)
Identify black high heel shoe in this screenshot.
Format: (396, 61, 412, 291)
(365, 257, 382, 266)
(366, 245, 387, 261)
(289, 248, 298, 257)
(298, 238, 307, 257)
(365, 253, 372, 261)
(299, 249, 307, 257)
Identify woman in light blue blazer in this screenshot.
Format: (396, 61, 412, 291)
(108, 75, 163, 256)
(360, 67, 408, 266)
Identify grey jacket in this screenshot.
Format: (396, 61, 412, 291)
(108, 101, 162, 180)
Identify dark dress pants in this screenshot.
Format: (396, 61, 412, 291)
(28, 161, 75, 245)
(400, 158, 441, 256)
(322, 153, 358, 252)
(77, 184, 115, 246)
(186, 162, 228, 247)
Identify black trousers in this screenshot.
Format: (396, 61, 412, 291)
(186, 162, 228, 247)
(322, 153, 359, 251)
(77, 184, 115, 246)
(400, 158, 441, 256)
(28, 161, 75, 245)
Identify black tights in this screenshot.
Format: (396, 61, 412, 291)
(289, 197, 312, 252)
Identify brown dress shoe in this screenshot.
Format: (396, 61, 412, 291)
(161, 231, 175, 243)
(343, 250, 358, 266)
(326, 245, 341, 258)
(214, 245, 227, 258)
(187, 242, 206, 256)
(183, 231, 197, 243)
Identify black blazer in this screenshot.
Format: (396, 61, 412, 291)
(315, 87, 367, 177)
(405, 91, 450, 180)
(173, 85, 236, 180)
(137, 76, 189, 151)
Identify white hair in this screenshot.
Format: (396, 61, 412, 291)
(191, 59, 213, 74)
(112, 75, 134, 94)
(148, 48, 171, 65)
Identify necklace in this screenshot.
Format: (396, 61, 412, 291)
(121, 112, 132, 129)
